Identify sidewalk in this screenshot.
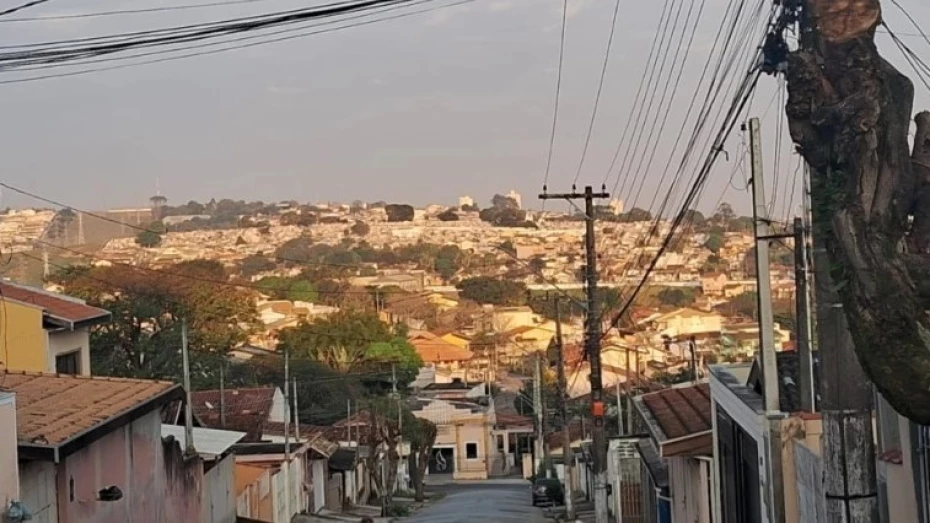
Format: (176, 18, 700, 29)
(543, 499, 617, 523)
(292, 505, 391, 523)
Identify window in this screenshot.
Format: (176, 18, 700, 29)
(56, 351, 80, 375)
(465, 442, 478, 460)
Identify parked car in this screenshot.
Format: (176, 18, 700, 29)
(532, 477, 565, 507)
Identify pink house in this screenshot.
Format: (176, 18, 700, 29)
(6, 371, 234, 523)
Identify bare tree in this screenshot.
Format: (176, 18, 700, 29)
(785, 0, 930, 422)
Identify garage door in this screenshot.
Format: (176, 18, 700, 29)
(429, 447, 455, 474)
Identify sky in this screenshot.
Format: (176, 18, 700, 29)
(0, 0, 927, 216)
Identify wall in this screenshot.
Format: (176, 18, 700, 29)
(0, 301, 47, 372)
(235, 464, 273, 521)
(668, 457, 711, 523)
(18, 460, 57, 523)
(46, 329, 91, 376)
(793, 440, 825, 523)
(310, 459, 327, 513)
(56, 409, 205, 523)
(201, 454, 237, 523)
(454, 423, 489, 480)
(885, 414, 920, 523)
(0, 393, 19, 509)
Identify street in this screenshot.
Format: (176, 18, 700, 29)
(406, 478, 548, 523)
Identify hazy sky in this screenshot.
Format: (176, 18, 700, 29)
(0, 0, 927, 216)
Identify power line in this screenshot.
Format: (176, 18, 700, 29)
(0, 0, 50, 18)
(571, 0, 622, 186)
(0, 0, 471, 84)
(0, 0, 288, 23)
(542, 0, 569, 192)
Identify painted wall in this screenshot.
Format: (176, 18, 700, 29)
(311, 459, 327, 513)
(18, 460, 58, 523)
(46, 329, 91, 376)
(54, 410, 205, 523)
(668, 457, 711, 523)
(0, 393, 19, 509)
(0, 301, 47, 372)
(793, 439, 825, 523)
(884, 415, 920, 523)
(235, 463, 273, 521)
(202, 454, 237, 523)
(454, 423, 489, 480)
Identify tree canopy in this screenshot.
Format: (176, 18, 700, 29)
(385, 204, 415, 222)
(457, 276, 527, 306)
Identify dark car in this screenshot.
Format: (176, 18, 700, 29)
(532, 478, 565, 507)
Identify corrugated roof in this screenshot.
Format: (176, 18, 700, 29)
(161, 424, 246, 457)
(4, 371, 179, 448)
(0, 281, 110, 327)
(638, 383, 712, 441)
(409, 336, 473, 363)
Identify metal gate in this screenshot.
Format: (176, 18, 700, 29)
(429, 447, 455, 475)
(613, 438, 645, 523)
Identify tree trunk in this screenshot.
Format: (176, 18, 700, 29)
(785, 0, 930, 423)
(415, 448, 430, 502)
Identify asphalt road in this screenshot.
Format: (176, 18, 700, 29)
(406, 478, 548, 523)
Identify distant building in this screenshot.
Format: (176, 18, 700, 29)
(459, 196, 475, 208)
(609, 198, 624, 215)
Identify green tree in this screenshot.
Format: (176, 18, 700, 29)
(277, 310, 397, 372)
(434, 245, 462, 281)
(350, 220, 371, 236)
(657, 288, 697, 308)
(457, 277, 527, 306)
(275, 235, 314, 263)
(135, 230, 162, 248)
(703, 231, 726, 254)
(58, 262, 257, 384)
(437, 209, 459, 221)
(240, 254, 276, 277)
(364, 339, 423, 386)
(385, 204, 415, 222)
(256, 276, 318, 302)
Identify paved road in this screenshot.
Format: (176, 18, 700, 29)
(406, 478, 547, 523)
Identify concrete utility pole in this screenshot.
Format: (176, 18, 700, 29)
(554, 297, 575, 520)
(540, 185, 610, 523)
(283, 345, 291, 520)
(533, 352, 549, 477)
(219, 360, 226, 429)
(748, 117, 786, 523)
(181, 318, 196, 457)
(794, 216, 815, 412)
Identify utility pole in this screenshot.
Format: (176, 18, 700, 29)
(794, 216, 815, 411)
(554, 297, 575, 520)
(219, 360, 226, 429)
(748, 117, 785, 523)
(283, 345, 291, 520)
(539, 185, 610, 523)
(181, 318, 196, 457)
(533, 352, 546, 476)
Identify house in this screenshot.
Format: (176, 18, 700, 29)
(187, 387, 283, 442)
(408, 331, 473, 370)
(632, 383, 715, 523)
(411, 397, 496, 480)
(5, 371, 236, 523)
(0, 391, 19, 513)
(646, 308, 724, 338)
(701, 273, 728, 297)
(709, 351, 824, 523)
(261, 422, 339, 514)
(0, 281, 111, 376)
(232, 442, 309, 522)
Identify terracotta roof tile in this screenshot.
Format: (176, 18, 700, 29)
(0, 282, 110, 326)
(3, 371, 178, 446)
(191, 388, 275, 442)
(409, 337, 473, 363)
(640, 383, 712, 440)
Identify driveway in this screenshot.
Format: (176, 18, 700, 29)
(406, 478, 546, 523)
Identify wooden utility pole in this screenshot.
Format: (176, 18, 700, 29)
(554, 297, 575, 520)
(813, 192, 878, 522)
(540, 185, 610, 523)
(794, 216, 815, 412)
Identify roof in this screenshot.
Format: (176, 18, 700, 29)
(635, 438, 669, 489)
(0, 281, 111, 329)
(747, 351, 822, 413)
(161, 424, 246, 458)
(636, 383, 712, 442)
(329, 447, 357, 471)
(653, 308, 721, 322)
(409, 335, 473, 363)
(4, 371, 181, 460)
(261, 421, 339, 457)
(191, 387, 276, 442)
